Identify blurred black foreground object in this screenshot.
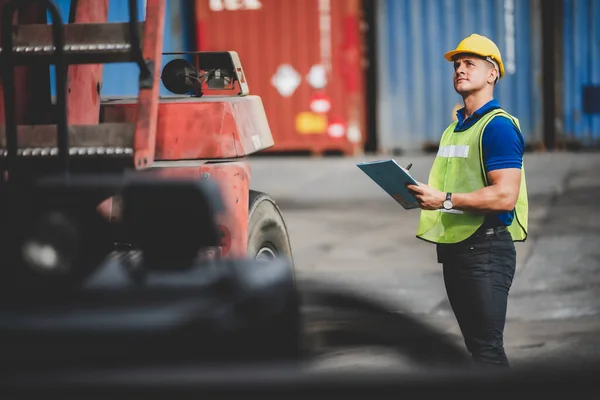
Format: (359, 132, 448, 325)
(0, 256, 301, 369)
(0, 261, 470, 372)
(1, 174, 598, 398)
(0, 171, 301, 370)
(3, 266, 599, 400)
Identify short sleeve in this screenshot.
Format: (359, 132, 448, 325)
(481, 116, 525, 173)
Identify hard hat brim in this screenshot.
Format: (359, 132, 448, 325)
(444, 49, 488, 62)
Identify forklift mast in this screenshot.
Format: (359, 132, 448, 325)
(0, 0, 165, 175)
(0, 0, 274, 177)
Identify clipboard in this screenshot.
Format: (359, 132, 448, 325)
(357, 159, 420, 210)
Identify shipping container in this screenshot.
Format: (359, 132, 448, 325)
(375, 0, 544, 153)
(563, 0, 600, 147)
(194, 0, 366, 156)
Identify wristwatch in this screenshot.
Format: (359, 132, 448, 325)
(443, 192, 453, 210)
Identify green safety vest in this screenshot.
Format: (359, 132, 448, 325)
(416, 108, 529, 244)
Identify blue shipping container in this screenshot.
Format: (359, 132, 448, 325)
(375, 0, 543, 152)
(563, 0, 600, 146)
(49, 0, 195, 97)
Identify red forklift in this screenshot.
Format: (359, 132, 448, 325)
(0, 0, 475, 382)
(0, 0, 294, 289)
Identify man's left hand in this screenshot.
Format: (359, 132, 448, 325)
(406, 182, 446, 210)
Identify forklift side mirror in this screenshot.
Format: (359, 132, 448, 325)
(161, 58, 199, 95)
(161, 51, 249, 96)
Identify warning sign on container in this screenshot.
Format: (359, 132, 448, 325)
(327, 117, 346, 138)
(296, 112, 327, 134)
(309, 93, 331, 114)
(271, 64, 301, 97)
(306, 64, 327, 89)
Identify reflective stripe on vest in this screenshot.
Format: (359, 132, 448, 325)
(416, 109, 529, 244)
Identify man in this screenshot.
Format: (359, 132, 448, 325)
(407, 34, 529, 368)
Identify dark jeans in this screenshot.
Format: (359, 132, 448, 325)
(436, 227, 516, 368)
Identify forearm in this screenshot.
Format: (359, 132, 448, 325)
(452, 185, 516, 213)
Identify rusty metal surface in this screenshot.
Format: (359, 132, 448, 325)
(194, 0, 366, 156)
(132, 0, 165, 169)
(155, 161, 249, 258)
(102, 95, 274, 160)
(66, 0, 109, 125)
(148, 161, 251, 258)
(100, 160, 252, 258)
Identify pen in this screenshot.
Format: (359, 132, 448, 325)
(406, 163, 413, 170)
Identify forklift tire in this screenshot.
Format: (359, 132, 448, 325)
(248, 190, 294, 269)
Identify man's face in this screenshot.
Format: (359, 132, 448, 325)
(452, 54, 496, 95)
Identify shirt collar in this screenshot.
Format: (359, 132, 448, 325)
(456, 98, 499, 126)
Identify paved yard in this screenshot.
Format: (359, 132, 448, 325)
(248, 151, 600, 369)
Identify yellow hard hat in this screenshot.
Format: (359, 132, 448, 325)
(444, 34, 505, 79)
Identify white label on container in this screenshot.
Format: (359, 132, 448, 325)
(310, 98, 331, 114)
(271, 64, 301, 97)
(306, 64, 328, 89)
(210, 0, 262, 12)
(328, 123, 345, 138)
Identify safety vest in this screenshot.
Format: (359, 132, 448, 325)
(416, 109, 528, 244)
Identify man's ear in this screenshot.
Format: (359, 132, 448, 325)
(488, 68, 499, 85)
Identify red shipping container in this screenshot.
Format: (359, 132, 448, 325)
(194, 0, 366, 156)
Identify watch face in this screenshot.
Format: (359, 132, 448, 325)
(443, 200, 453, 210)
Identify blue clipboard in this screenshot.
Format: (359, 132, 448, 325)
(357, 159, 420, 210)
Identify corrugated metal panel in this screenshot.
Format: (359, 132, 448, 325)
(563, 0, 600, 145)
(49, 0, 194, 97)
(195, 0, 366, 156)
(376, 0, 543, 152)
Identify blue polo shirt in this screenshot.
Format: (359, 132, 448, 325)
(454, 99, 525, 227)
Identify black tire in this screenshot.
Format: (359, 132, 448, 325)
(248, 190, 294, 268)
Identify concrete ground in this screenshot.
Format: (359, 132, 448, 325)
(247, 151, 600, 370)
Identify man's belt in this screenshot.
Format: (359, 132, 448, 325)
(478, 225, 508, 236)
